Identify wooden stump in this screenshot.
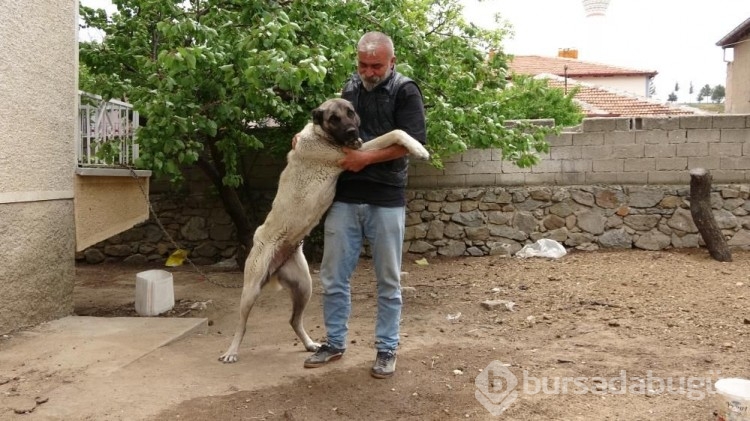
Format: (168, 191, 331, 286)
(689, 168, 732, 262)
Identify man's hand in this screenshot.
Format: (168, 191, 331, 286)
(337, 147, 370, 172)
(291, 133, 301, 150)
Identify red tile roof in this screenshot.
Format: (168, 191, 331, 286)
(506, 55, 703, 116)
(509, 55, 657, 78)
(539, 75, 702, 117)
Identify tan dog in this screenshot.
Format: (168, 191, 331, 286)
(219, 98, 429, 363)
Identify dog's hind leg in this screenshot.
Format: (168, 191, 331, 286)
(218, 279, 263, 363)
(277, 246, 320, 352)
(218, 243, 272, 364)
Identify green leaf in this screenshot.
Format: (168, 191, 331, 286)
(206, 120, 217, 137)
(184, 52, 196, 70)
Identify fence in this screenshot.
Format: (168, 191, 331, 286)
(78, 92, 139, 168)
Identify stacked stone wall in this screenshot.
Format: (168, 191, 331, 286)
(78, 115, 750, 264)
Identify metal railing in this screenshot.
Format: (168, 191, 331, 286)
(78, 92, 139, 168)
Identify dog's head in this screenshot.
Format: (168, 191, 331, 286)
(311, 98, 362, 149)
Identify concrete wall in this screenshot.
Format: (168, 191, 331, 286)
(408, 115, 750, 188)
(725, 35, 750, 114)
(74, 170, 151, 251)
(0, 0, 78, 333)
(79, 114, 750, 264)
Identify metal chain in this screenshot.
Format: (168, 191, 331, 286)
(121, 165, 243, 288)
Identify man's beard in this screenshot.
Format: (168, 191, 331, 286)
(361, 67, 392, 91)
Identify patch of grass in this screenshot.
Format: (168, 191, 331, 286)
(681, 103, 725, 113)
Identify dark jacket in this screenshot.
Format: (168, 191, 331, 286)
(336, 71, 426, 206)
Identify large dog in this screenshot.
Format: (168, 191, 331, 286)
(219, 98, 429, 363)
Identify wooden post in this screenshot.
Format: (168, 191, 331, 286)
(689, 168, 732, 262)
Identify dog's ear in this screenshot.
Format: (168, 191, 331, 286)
(312, 108, 324, 126)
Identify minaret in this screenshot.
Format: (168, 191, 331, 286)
(581, 0, 611, 17)
(579, 0, 611, 62)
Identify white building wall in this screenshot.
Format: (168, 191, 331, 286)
(574, 75, 651, 98)
(725, 38, 750, 114)
(0, 0, 78, 333)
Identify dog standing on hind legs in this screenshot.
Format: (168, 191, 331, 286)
(218, 98, 430, 363)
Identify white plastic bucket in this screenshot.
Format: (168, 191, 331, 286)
(135, 269, 175, 316)
(715, 378, 750, 421)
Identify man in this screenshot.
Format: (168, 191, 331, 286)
(303, 31, 426, 379)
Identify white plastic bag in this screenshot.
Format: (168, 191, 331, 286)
(515, 239, 567, 259)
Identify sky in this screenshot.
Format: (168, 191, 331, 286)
(80, 0, 749, 102)
(459, 0, 750, 101)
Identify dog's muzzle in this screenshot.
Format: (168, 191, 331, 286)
(345, 138, 363, 149)
(343, 127, 361, 149)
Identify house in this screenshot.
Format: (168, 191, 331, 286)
(509, 53, 703, 117)
(717, 17, 750, 114)
(0, 0, 150, 334)
(509, 52, 657, 98)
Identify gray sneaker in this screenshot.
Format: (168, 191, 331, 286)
(303, 343, 345, 368)
(371, 350, 397, 379)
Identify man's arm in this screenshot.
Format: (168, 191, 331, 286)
(338, 145, 407, 173)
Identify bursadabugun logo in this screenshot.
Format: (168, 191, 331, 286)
(474, 360, 519, 416)
(475, 361, 720, 417)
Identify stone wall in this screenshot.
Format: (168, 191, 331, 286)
(403, 184, 750, 257)
(78, 115, 750, 264)
(77, 190, 275, 265)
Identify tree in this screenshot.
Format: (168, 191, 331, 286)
(698, 84, 712, 103)
(689, 81, 694, 95)
(711, 85, 726, 103)
(674, 82, 679, 92)
(79, 0, 583, 266)
(497, 75, 582, 127)
(667, 92, 678, 102)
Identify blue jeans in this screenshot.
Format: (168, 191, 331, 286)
(319, 201, 405, 351)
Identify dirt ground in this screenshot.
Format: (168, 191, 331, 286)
(10, 248, 750, 420)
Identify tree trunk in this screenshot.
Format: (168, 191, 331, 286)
(196, 156, 252, 270)
(217, 184, 252, 270)
(689, 168, 732, 262)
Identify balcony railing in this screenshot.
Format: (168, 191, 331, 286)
(78, 92, 139, 168)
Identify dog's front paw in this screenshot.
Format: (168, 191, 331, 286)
(218, 352, 239, 364)
(410, 146, 430, 161)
